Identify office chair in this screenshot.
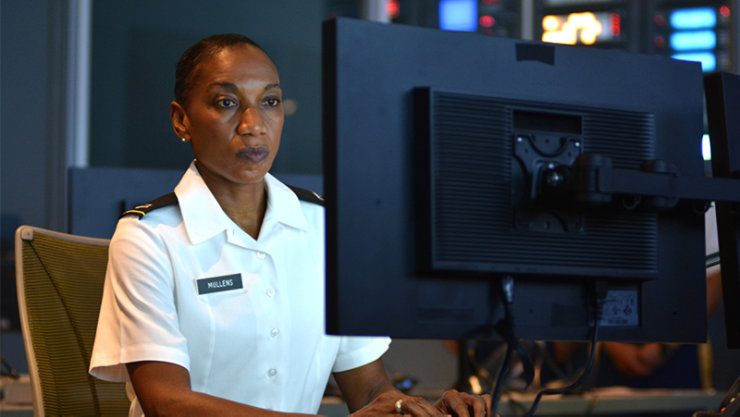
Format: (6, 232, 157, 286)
(15, 225, 129, 416)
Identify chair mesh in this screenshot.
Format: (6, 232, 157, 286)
(20, 230, 129, 416)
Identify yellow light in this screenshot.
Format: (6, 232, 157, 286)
(468, 375, 483, 394)
(542, 15, 561, 31)
(542, 12, 603, 45)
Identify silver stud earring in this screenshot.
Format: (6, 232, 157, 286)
(181, 137, 187, 142)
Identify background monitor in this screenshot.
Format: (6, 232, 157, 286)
(323, 17, 708, 343)
(68, 167, 322, 239)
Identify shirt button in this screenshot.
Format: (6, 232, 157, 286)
(266, 288, 275, 297)
(257, 251, 266, 259)
(270, 328, 280, 338)
(268, 368, 277, 377)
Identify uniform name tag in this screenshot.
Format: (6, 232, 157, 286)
(196, 273, 243, 295)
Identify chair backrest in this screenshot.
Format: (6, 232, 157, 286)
(15, 225, 129, 417)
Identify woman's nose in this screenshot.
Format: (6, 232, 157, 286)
(238, 107, 266, 135)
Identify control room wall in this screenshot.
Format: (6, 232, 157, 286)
(89, 0, 325, 175)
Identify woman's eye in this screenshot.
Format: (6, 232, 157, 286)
(216, 98, 236, 108)
(265, 98, 281, 107)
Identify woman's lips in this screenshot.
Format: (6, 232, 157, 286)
(238, 146, 269, 163)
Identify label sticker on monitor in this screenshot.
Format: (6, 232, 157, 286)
(600, 289, 639, 327)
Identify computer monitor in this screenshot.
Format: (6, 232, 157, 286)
(322, 17, 707, 343)
(705, 72, 740, 349)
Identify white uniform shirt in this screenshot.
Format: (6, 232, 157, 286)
(90, 162, 390, 416)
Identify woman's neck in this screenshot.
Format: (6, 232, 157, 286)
(215, 184, 267, 240)
(198, 166, 268, 240)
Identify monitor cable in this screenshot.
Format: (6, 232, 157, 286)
(490, 276, 534, 417)
(524, 280, 607, 417)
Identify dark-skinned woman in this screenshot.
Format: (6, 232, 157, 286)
(90, 34, 490, 417)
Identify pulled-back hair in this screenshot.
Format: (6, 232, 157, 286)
(174, 33, 270, 106)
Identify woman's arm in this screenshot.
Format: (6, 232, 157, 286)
(333, 358, 441, 416)
(332, 358, 395, 412)
(127, 361, 316, 417)
(333, 359, 490, 417)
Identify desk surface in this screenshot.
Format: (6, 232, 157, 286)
(0, 388, 724, 417)
(322, 388, 724, 416)
(498, 388, 724, 415)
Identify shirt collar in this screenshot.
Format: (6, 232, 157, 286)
(174, 161, 310, 245)
(263, 173, 311, 232)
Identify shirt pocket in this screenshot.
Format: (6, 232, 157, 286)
(196, 273, 259, 331)
(189, 274, 262, 389)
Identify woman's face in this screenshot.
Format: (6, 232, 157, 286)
(175, 44, 284, 187)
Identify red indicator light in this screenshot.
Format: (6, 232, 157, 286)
(654, 14, 667, 27)
(720, 6, 731, 18)
(482, 0, 501, 3)
(610, 13, 621, 36)
(653, 36, 666, 49)
(386, 0, 400, 19)
(479, 15, 496, 28)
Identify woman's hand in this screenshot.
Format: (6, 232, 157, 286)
(601, 342, 678, 379)
(336, 359, 492, 417)
(434, 389, 491, 417)
(349, 391, 445, 417)
(348, 388, 492, 417)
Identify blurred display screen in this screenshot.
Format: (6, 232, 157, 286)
(439, 0, 478, 31)
(670, 7, 717, 30)
(542, 11, 621, 45)
(543, 0, 615, 6)
(663, 6, 724, 72)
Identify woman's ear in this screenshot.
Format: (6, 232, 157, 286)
(170, 101, 190, 142)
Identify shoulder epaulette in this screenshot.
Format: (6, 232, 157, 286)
(121, 192, 179, 219)
(287, 185, 325, 206)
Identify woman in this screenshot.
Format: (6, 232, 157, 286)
(89, 34, 490, 417)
